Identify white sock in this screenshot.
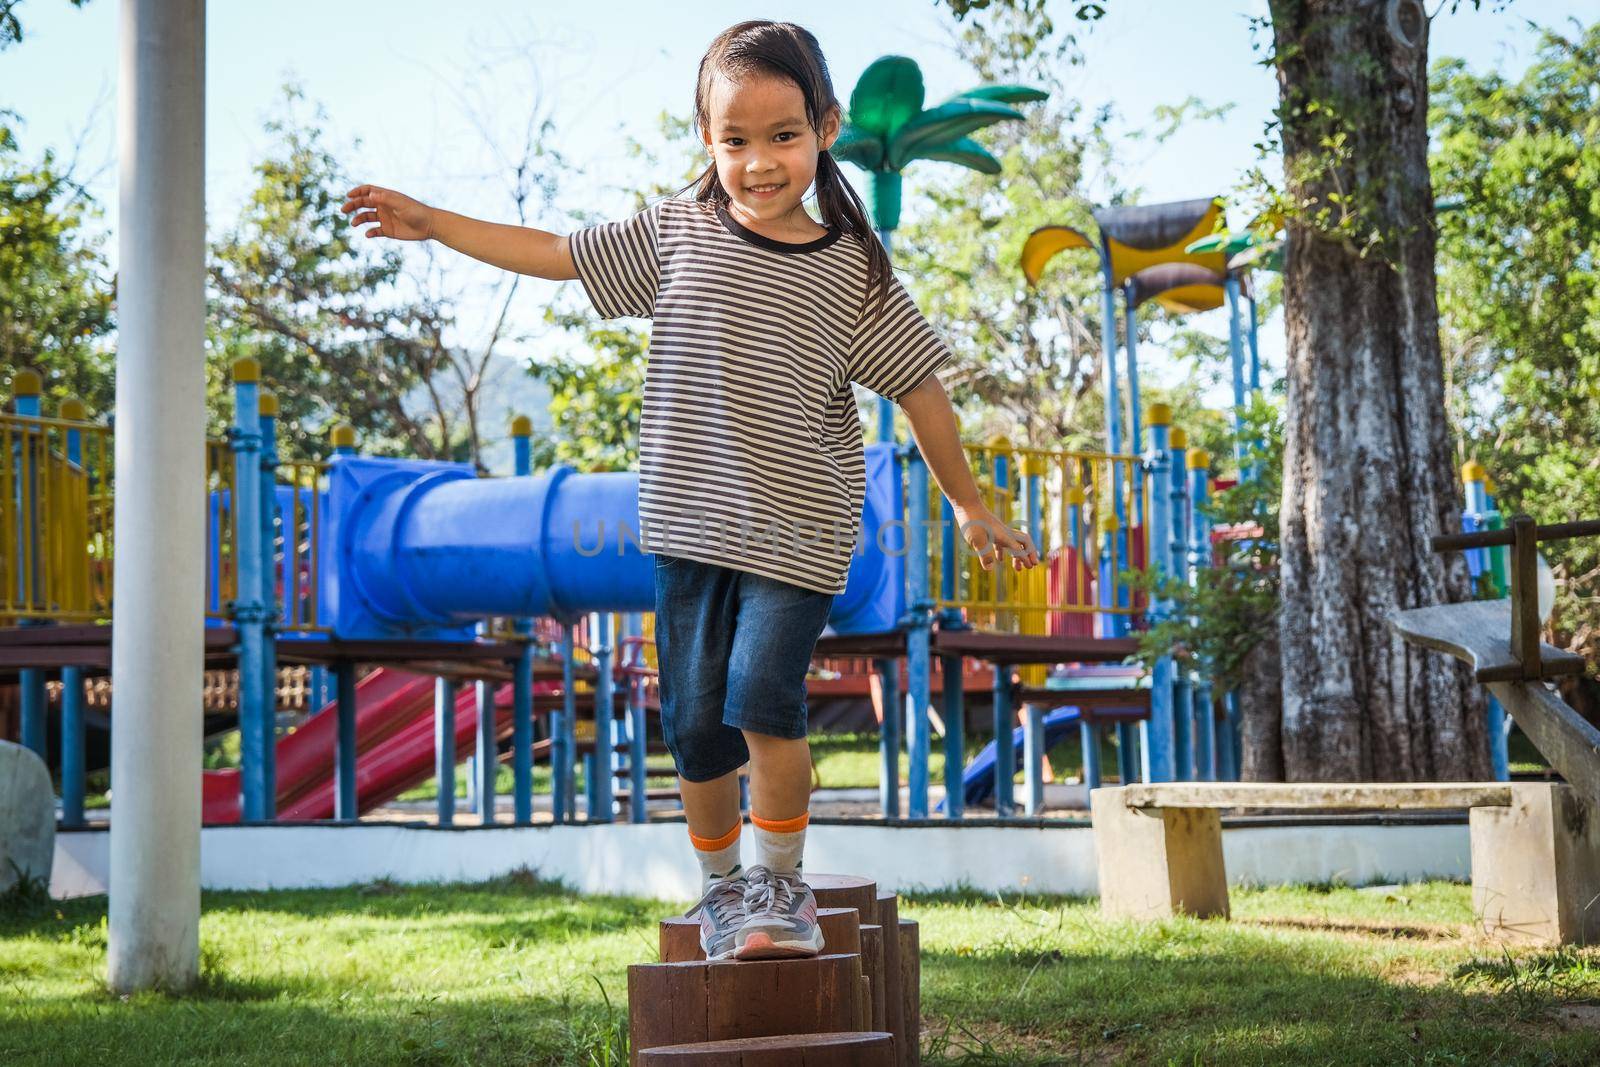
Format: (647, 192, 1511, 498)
(689, 822, 743, 893)
(751, 811, 808, 875)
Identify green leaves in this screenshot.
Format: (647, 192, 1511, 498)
(886, 99, 1026, 170)
(837, 54, 1044, 183)
(941, 85, 1050, 106)
(848, 56, 925, 136)
(905, 136, 1002, 175)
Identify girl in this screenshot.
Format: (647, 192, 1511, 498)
(342, 19, 1038, 961)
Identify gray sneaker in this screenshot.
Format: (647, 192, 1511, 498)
(685, 875, 748, 960)
(734, 865, 825, 960)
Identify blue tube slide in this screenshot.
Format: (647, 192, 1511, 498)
(317, 443, 905, 641)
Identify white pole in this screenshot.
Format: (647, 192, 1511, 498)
(108, 0, 206, 993)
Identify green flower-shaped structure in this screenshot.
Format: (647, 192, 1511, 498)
(832, 55, 1046, 232)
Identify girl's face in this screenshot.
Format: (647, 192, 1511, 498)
(702, 72, 840, 236)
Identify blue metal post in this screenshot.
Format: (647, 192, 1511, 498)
(511, 418, 535, 824)
(906, 447, 933, 818)
(1023, 703, 1045, 815)
(1140, 414, 1175, 783)
(1099, 273, 1128, 638)
(1246, 291, 1262, 394)
(335, 662, 358, 820)
(329, 426, 360, 823)
(1122, 281, 1146, 530)
(15, 378, 47, 759)
(1189, 455, 1217, 780)
(992, 663, 1015, 816)
(230, 360, 268, 821)
(1116, 723, 1139, 784)
(1080, 720, 1102, 791)
(877, 657, 901, 818)
(257, 391, 279, 818)
(1169, 430, 1193, 780)
(61, 666, 85, 828)
(476, 678, 496, 824)
(555, 621, 578, 823)
(626, 612, 649, 823)
(940, 654, 964, 819)
(591, 611, 615, 823)
(434, 676, 457, 826)
(1219, 691, 1241, 781)
(939, 495, 962, 628)
(1223, 274, 1249, 472)
(876, 227, 896, 444)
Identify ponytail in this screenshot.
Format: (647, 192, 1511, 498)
(814, 149, 892, 321)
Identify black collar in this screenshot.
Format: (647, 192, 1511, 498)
(715, 202, 841, 254)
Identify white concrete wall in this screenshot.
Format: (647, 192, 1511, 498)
(51, 820, 1472, 901)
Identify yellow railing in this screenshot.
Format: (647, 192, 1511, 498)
(205, 437, 237, 623)
(1, 411, 115, 623)
(926, 440, 1148, 634)
(275, 460, 329, 633)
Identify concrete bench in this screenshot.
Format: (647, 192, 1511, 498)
(1090, 781, 1600, 946)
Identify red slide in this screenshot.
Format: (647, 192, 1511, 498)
(201, 668, 528, 823)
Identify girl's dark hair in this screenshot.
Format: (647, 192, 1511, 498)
(688, 20, 891, 316)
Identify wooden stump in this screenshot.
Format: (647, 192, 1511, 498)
(628, 955, 862, 1066)
(660, 909, 863, 964)
(806, 874, 878, 924)
(897, 921, 920, 1067)
(858, 924, 887, 1033)
(636, 1030, 897, 1065)
(875, 893, 903, 1060)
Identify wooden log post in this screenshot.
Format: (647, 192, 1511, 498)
(808, 873, 879, 925)
(636, 1031, 897, 1065)
(898, 920, 921, 1067)
(859, 924, 887, 1034)
(627, 955, 862, 1066)
(659, 909, 863, 964)
(876, 893, 904, 1060)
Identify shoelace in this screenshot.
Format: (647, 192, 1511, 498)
(741, 866, 796, 915)
(686, 879, 746, 926)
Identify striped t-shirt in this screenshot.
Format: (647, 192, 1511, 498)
(568, 196, 952, 594)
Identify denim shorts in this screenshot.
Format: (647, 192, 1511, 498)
(653, 554, 836, 782)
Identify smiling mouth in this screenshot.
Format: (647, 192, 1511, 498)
(747, 183, 786, 194)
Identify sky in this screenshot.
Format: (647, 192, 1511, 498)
(3, 0, 1585, 466)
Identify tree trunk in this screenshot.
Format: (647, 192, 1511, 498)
(1270, 0, 1488, 780)
(1239, 628, 1285, 781)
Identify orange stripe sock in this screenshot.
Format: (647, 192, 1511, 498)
(750, 811, 810, 834)
(750, 810, 808, 873)
(688, 820, 743, 853)
(688, 820, 743, 888)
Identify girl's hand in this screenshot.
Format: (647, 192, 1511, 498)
(951, 502, 1040, 572)
(341, 184, 435, 242)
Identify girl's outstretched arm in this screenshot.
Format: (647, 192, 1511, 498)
(898, 373, 1040, 573)
(340, 184, 578, 281)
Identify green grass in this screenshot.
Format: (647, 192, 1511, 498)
(4, 876, 1597, 1065)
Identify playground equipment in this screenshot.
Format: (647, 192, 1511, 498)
(5, 360, 1235, 827)
(629, 874, 919, 1064)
